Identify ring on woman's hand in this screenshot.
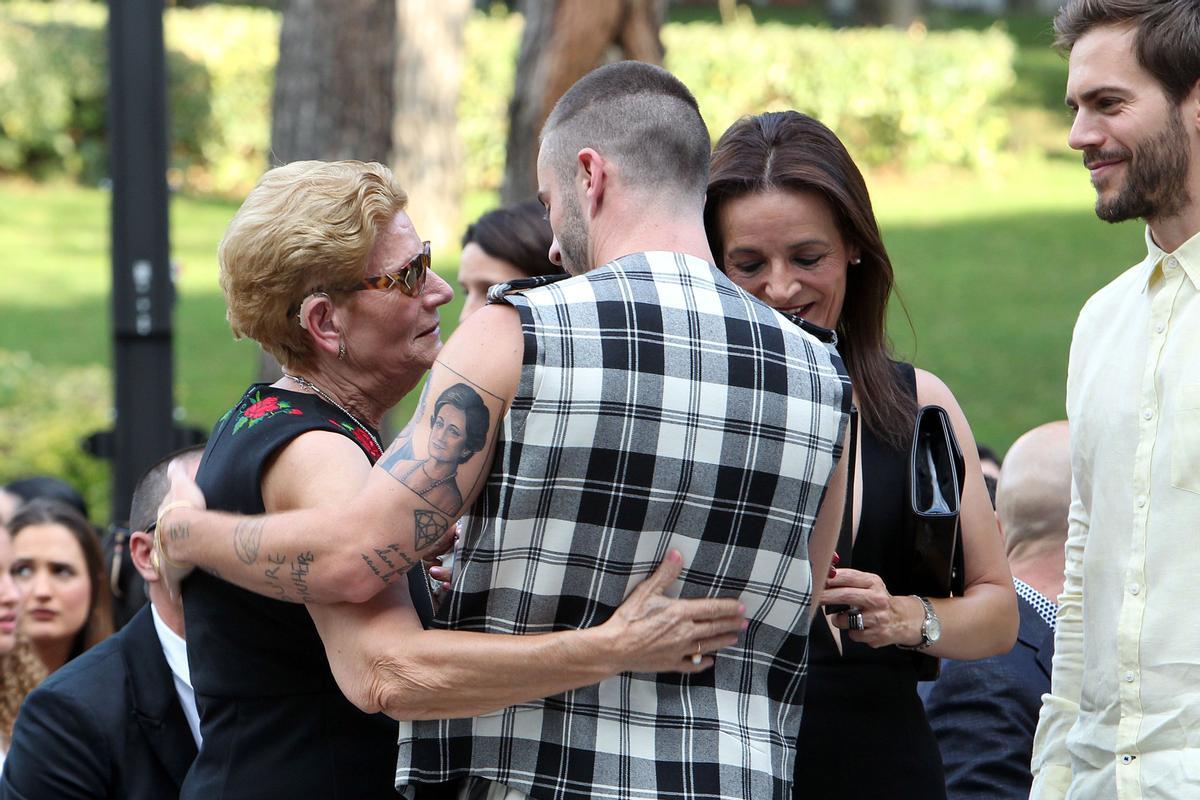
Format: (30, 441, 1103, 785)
(690, 651, 703, 666)
(849, 611, 866, 631)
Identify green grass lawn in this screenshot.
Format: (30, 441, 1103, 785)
(0, 154, 1143, 457)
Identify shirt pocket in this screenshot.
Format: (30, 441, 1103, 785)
(1172, 384, 1200, 494)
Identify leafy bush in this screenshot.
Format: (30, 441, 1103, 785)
(0, 350, 111, 524)
(0, 2, 275, 193)
(665, 20, 1015, 169)
(0, 4, 1014, 192)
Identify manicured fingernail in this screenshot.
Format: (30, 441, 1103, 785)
(738, 604, 746, 614)
(832, 552, 840, 566)
(741, 619, 749, 630)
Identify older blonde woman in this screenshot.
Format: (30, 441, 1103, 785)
(176, 160, 746, 800)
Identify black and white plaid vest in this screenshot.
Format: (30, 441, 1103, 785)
(397, 252, 850, 800)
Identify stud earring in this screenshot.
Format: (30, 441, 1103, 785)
(850, 256, 862, 265)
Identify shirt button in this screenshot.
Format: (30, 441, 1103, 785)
(1165, 257, 1179, 271)
(1137, 496, 1148, 508)
(1124, 671, 1136, 683)
(1128, 583, 1141, 595)
(1143, 408, 1154, 420)
(1121, 754, 1135, 765)
(1155, 322, 1166, 334)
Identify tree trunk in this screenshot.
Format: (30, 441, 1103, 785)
(391, 0, 471, 248)
(269, 0, 395, 165)
(260, 0, 396, 383)
(500, 0, 667, 205)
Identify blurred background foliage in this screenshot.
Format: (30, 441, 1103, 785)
(0, 1, 1146, 521)
(1, 3, 1018, 193)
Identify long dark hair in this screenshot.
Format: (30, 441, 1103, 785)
(706, 111, 914, 449)
(8, 499, 113, 662)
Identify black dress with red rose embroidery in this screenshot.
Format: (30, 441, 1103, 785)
(181, 384, 433, 800)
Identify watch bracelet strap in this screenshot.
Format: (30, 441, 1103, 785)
(896, 595, 936, 650)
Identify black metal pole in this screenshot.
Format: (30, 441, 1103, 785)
(107, 0, 175, 524)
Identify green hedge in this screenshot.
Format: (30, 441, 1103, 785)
(0, 349, 111, 524)
(0, 4, 1014, 193)
(0, 3, 276, 193)
(666, 21, 1015, 169)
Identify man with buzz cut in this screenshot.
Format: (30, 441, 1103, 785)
(1031, 2, 1200, 798)
(158, 60, 850, 800)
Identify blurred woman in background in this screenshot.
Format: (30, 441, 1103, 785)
(0, 523, 47, 771)
(457, 199, 561, 321)
(10, 499, 112, 673)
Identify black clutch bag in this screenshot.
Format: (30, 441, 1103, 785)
(904, 405, 966, 680)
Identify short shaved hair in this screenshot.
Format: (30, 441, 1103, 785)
(540, 61, 711, 199)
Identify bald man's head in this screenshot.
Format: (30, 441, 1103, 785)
(997, 421, 1071, 559)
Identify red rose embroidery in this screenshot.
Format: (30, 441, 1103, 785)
(232, 391, 300, 434)
(244, 396, 280, 419)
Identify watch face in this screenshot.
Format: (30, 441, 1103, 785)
(926, 615, 942, 643)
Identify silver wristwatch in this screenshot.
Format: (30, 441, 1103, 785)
(899, 595, 941, 650)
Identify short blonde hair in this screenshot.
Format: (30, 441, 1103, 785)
(218, 160, 408, 366)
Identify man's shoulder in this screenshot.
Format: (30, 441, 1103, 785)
(1075, 256, 1153, 331)
(31, 627, 133, 708)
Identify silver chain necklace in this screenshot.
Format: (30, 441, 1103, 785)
(281, 373, 382, 452)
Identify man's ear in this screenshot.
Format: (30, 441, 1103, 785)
(128, 530, 160, 585)
(296, 292, 343, 360)
(577, 148, 607, 219)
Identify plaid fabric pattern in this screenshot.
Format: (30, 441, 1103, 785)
(396, 252, 850, 800)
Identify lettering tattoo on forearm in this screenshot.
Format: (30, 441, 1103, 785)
(234, 519, 264, 565)
(360, 543, 419, 586)
(166, 521, 190, 541)
(291, 551, 315, 603)
(264, 552, 293, 601)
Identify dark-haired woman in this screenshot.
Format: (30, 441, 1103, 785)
(10, 500, 112, 673)
(458, 199, 562, 321)
(706, 111, 1017, 799)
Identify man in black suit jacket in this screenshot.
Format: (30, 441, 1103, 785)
(920, 422, 1070, 800)
(0, 450, 203, 799)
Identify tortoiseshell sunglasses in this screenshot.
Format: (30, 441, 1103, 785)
(346, 240, 431, 298)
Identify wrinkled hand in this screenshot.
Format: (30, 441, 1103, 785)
(822, 567, 922, 648)
(152, 459, 207, 599)
(604, 550, 747, 674)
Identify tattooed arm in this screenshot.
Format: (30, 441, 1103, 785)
(158, 304, 523, 605)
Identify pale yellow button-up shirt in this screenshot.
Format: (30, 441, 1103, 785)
(1031, 227, 1200, 800)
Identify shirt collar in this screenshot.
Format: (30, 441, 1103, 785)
(1013, 577, 1057, 630)
(1140, 225, 1200, 293)
(150, 603, 193, 690)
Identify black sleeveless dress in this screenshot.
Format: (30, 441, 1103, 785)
(793, 363, 946, 799)
(182, 384, 434, 800)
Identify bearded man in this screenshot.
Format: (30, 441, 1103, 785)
(1030, 3, 1200, 799)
